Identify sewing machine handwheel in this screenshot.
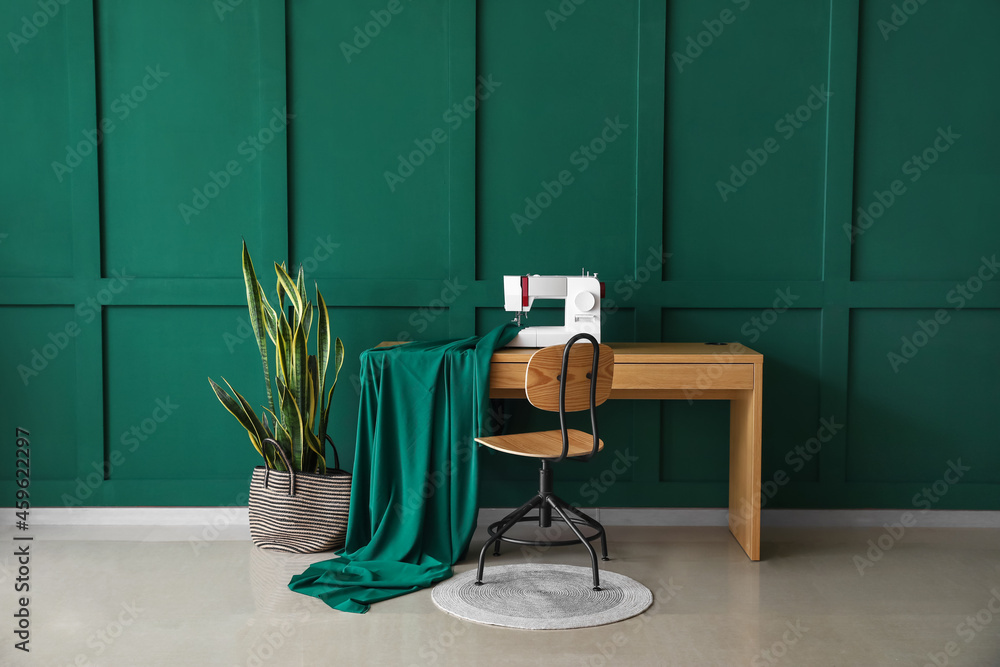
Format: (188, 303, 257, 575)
(575, 291, 597, 312)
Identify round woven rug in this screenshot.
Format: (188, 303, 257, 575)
(431, 564, 652, 630)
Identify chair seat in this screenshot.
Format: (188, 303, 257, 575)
(475, 429, 604, 459)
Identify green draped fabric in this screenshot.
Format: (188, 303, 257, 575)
(288, 323, 520, 613)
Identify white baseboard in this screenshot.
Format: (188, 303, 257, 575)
(30, 507, 248, 526)
(24, 507, 1000, 529)
(759, 508, 1000, 528)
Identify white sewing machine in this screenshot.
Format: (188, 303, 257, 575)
(503, 272, 604, 347)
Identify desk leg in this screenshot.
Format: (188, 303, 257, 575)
(728, 382, 762, 561)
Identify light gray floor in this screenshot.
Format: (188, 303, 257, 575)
(3, 523, 999, 666)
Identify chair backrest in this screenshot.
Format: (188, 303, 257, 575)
(525, 339, 614, 412)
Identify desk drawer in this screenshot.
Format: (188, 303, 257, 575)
(491, 361, 755, 393)
(613, 363, 754, 391)
(491, 362, 528, 391)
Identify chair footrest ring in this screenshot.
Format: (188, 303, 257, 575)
(487, 514, 604, 548)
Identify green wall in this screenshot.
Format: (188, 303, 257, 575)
(2, 0, 998, 511)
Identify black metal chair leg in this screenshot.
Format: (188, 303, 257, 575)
(562, 502, 609, 561)
(491, 505, 523, 557)
(476, 496, 542, 585)
(546, 496, 602, 591)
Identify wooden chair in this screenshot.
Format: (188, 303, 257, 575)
(474, 333, 615, 590)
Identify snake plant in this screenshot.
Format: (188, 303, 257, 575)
(209, 241, 344, 473)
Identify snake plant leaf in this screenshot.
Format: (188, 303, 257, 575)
(319, 337, 344, 442)
(296, 264, 307, 304)
(302, 301, 313, 344)
(262, 408, 294, 471)
(276, 374, 287, 406)
(332, 336, 345, 383)
(279, 383, 305, 471)
(241, 242, 276, 417)
(262, 297, 278, 346)
(291, 319, 308, 433)
(208, 378, 263, 457)
(225, 378, 273, 450)
(316, 289, 330, 437)
(304, 430, 325, 474)
(260, 411, 277, 469)
(274, 262, 303, 315)
(307, 355, 319, 432)
(319, 388, 334, 458)
(264, 410, 291, 470)
(224, 379, 277, 468)
(214, 246, 342, 474)
(276, 376, 290, 430)
(264, 438, 283, 472)
(275, 312, 292, 393)
(263, 406, 290, 442)
(264, 408, 292, 470)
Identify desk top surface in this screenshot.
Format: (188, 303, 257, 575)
(378, 341, 762, 364)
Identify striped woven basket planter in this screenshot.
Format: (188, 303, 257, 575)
(248, 437, 351, 554)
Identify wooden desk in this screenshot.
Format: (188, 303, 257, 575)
(489, 342, 763, 561)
